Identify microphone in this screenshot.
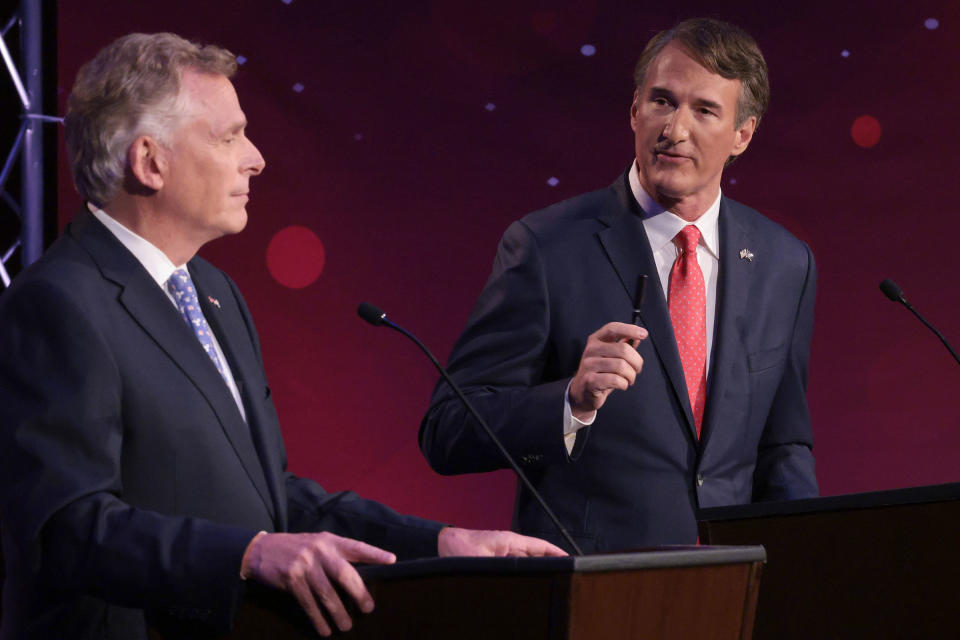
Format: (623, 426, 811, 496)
(878, 279, 960, 367)
(357, 302, 387, 326)
(357, 302, 584, 556)
(878, 278, 906, 304)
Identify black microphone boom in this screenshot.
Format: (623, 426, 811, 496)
(878, 279, 960, 367)
(357, 302, 584, 556)
(878, 278, 905, 304)
(357, 301, 387, 326)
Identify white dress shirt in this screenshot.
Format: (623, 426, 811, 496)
(90, 204, 247, 421)
(563, 163, 721, 453)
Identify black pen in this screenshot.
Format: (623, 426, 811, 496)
(631, 274, 648, 326)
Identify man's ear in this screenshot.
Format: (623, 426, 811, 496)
(629, 88, 641, 132)
(729, 116, 757, 158)
(127, 135, 166, 191)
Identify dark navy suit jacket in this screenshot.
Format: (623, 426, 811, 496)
(0, 210, 442, 639)
(420, 170, 818, 552)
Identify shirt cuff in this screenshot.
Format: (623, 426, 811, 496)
(563, 380, 596, 454)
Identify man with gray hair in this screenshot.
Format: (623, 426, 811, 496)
(421, 18, 818, 552)
(0, 32, 562, 639)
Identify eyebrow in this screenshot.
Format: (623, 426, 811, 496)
(210, 119, 247, 139)
(647, 86, 724, 112)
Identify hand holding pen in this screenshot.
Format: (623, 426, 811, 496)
(566, 274, 650, 420)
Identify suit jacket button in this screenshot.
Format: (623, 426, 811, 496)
(696, 474, 704, 487)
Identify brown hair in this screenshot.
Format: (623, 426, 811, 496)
(633, 18, 769, 130)
(65, 33, 237, 206)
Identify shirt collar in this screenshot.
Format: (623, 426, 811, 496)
(89, 202, 185, 288)
(628, 160, 721, 260)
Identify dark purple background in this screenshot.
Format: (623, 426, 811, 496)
(57, 1, 960, 530)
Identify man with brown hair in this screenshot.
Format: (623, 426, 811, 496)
(0, 32, 562, 640)
(421, 18, 818, 552)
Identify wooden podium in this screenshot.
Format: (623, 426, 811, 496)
(698, 483, 960, 638)
(207, 546, 765, 639)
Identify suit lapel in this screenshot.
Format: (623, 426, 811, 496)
(700, 198, 753, 449)
(596, 175, 699, 443)
(71, 211, 277, 520)
(192, 268, 285, 524)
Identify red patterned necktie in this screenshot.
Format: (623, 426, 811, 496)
(668, 225, 707, 436)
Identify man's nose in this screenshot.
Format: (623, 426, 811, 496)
(244, 137, 266, 175)
(661, 106, 691, 143)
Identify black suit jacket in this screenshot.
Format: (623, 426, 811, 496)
(420, 171, 818, 552)
(0, 210, 442, 639)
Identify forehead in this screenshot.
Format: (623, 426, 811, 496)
(177, 70, 244, 130)
(643, 42, 741, 103)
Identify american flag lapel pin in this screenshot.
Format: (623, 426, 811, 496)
(208, 295, 221, 309)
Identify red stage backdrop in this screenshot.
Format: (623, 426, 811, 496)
(57, 0, 960, 530)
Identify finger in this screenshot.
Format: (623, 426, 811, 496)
(507, 536, 567, 558)
(324, 551, 376, 615)
(514, 535, 568, 557)
(570, 367, 631, 413)
(591, 342, 645, 374)
(603, 355, 640, 385)
(614, 340, 646, 371)
(582, 342, 645, 372)
(570, 374, 620, 412)
(591, 322, 648, 344)
(539, 541, 568, 557)
(307, 566, 353, 633)
(335, 537, 397, 566)
(619, 327, 650, 349)
(583, 368, 634, 393)
(290, 580, 333, 637)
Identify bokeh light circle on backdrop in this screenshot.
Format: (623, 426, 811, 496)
(851, 115, 882, 148)
(266, 225, 326, 289)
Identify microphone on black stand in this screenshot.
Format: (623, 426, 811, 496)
(879, 278, 960, 367)
(357, 302, 584, 556)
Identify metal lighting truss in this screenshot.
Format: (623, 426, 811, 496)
(1, 0, 59, 288)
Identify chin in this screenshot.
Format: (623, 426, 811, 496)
(229, 208, 249, 234)
(212, 213, 248, 239)
(649, 178, 691, 200)
(645, 163, 687, 186)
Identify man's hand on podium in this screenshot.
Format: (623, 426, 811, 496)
(239, 528, 565, 637)
(241, 531, 394, 637)
(438, 527, 568, 558)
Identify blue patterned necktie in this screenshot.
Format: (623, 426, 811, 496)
(167, 268, 228, 384)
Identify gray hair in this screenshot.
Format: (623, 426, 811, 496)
(65, 33, 237, 207)
(633, 18, 770, 130)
